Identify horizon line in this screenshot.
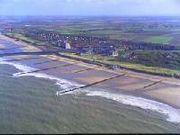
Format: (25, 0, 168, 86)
(1, 15, 180, 17)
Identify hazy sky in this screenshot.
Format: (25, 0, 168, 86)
(0, 0, 180, 16)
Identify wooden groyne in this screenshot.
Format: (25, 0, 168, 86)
(58, 73, 126, 95)
(133, 80, 163, 93)
(73, 67, 97, 74)
(143, 80, 163, 89)
(17, 63, 78, 75)
(33, 60, 54, 65)
(6, 57, 41, 62)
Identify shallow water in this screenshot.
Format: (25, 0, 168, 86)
(0, 63, 180, 133)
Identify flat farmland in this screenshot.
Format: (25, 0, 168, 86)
(38, 19, 180, 46)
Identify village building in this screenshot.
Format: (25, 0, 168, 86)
(112, 49, 119, 57)
(65, 41, 71, 49)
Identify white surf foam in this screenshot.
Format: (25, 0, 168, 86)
(0, 57, 35, 73)
(0, 57, 180, 124)
(16, 72, 82, 90)
(0, 57, 82, 90)
(85, 90, 180, 123)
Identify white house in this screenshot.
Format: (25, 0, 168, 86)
(112, 49, 119, 57)
(65, 41, 71, 49)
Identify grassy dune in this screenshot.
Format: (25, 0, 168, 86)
(60, 52, 180, 77)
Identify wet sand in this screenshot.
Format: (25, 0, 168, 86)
(0, 34, 180, 109)
(0, 35, 40, 52)
(0, 44, 5, 49)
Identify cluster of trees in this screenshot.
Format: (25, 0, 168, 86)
(118, 40, 177, 51)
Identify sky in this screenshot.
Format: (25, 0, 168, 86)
(0, 0, 180, 16)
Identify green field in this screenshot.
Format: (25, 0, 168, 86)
(41, 23, 179, 45)
(145, 36, 173, 44)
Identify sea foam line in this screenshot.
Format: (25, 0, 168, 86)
(0, 57, 180, 124)
(0, 57, 82, 91)
(84, 90, 180, 123)
(15, 72, 82, 90)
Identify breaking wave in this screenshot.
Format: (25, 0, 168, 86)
(0, 57, 82, 91)
(85, 90, 180, 123)
(0, 57, 180, 124)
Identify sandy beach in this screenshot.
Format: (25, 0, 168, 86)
(0, 35, 41, 52)
(0, 44, 5, 49)
(0, 34, 180, 110)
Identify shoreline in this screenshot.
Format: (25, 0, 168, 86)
(0, 58, 180, 124)
(1, 33, 179, 85)
(0, 59, 180, 124)
(0, 34, 180, 110)
(3, 33, 180, 79)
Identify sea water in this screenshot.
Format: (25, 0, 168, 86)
(0, 58, 180, 133)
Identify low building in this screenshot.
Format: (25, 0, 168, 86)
(65, 41, 71, 49)
(112, 49, 119, 57)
